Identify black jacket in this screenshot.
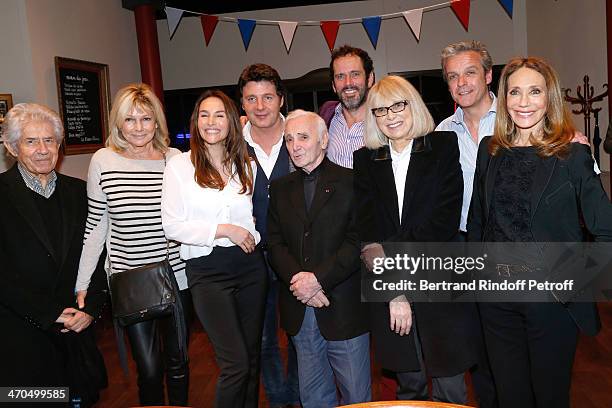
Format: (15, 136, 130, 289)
(354, 131, 482, 375)
(267, 158, 368, 340)
(0, 165, 107, 386)
(468, 137, 612, 335)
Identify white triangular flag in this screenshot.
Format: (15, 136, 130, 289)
(403, 9, 423, 41)
(278, 21, 298, 53)
(165, 7, 184, 39)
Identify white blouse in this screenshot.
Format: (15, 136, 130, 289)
(161, 151, 260, 261)
(390, 139, 413, 221)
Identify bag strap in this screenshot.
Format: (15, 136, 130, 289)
(162, 152, 187, 364)
(163, 153, 170, 261)
(168, 269, 189, 365)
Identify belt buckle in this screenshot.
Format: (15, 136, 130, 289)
(497, 264, 511, 278)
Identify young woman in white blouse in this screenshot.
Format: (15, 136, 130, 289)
(162, 89, 268, 408)
(75, 83, 190, 406)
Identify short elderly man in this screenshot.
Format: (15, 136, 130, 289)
(267, 110, 370, 407)
(0, 103, 107, 403)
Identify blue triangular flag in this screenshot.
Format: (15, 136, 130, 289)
(499, 0, 513, 17)
(362, 16, 382, 49)
(237, 19, 257, 51)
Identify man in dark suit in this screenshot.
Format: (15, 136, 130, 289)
(267, 110, 370, 407)
(0, 103, 106, 405)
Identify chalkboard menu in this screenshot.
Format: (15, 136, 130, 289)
(55, 57, 110, 155)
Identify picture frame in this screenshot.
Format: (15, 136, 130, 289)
(55, 57, 110, 155)
(0, 93, 13, 124)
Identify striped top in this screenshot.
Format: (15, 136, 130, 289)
(326, 103, 365, 169)
(75, 147, 187, 291)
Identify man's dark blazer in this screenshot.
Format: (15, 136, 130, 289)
(0, 164, 107, 386)
(267, 158, 368, 341)
(354, 131, 482, 376)
(468, 136, 612, 335)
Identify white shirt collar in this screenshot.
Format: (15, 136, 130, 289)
(451, 92, 497, 125)
(389, 139, 414, 160)
(243, 113, 285, 148)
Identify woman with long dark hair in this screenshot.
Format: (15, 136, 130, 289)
(468, 57, 612, 408)
(162, 90, 268, 407)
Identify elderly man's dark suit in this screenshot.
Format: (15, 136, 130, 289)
(267, 158, 368, 341)
(0, 164, 107, 387)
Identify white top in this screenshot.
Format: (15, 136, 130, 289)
(75, 147, 187, 291)
(161, 151, 260, 260)
(243, 114, 285, 179)
(390, 140, 414, 221)
(436, 94, 497, 231)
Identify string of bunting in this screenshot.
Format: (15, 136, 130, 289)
(165, 0, 513, 53)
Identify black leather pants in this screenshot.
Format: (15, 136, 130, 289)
(125, 289, 192, 406)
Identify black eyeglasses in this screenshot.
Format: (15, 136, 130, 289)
(371, 100, 409, 117)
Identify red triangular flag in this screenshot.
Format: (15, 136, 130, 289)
(451, 0, 470, 31)
(320, 21, 340, 52)
(200, 15, 219, 46)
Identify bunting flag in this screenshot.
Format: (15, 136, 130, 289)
(237, 19, 257, 51)
(498, 0, 513, 17)
(278, 21, 298, 53)
(163, 0, 509, 48)
(200, 15, 219, 46)
(402, 9, 423, 41)
(165, 7, 184, 38)
(320, 21, 340, 52)
(451, 0, 470, 31)
(362, 16, 382, 49)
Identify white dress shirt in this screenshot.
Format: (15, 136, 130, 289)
(436, 94, 497, 231)
(390, 139, 414, 221)
(243, 114, 285, 179)
(161, 152, 260, 261)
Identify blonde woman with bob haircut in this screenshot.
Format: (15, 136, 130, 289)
(354, 75, 482, 403)
(468, 57, 612, 408)
(363, 75, 434, 149)
(75, 83, 191, 406)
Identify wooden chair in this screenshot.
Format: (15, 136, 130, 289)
(338, 401, 474, 408)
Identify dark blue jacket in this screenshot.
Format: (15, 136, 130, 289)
(247, 142, 291, 246)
